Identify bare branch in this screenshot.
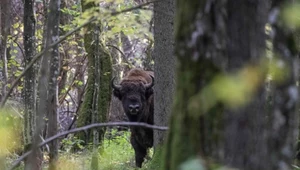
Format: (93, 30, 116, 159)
(0, 16, 95, 107)
(8, 121, 168, 170)
(106, 44, 134, 67)
(0, 0, 159, 107)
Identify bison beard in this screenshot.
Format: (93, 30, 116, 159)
(111, 68, 154, 168)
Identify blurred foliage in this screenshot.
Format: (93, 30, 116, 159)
(293, 164, 300, 170)
(188, 58, 290, 115)
(61, 136, 85, 152)
(75, 0, 153, 41)
(0, 109, 22, 157)
(282, 2, 300, 28)
(0, 108, 22, 169)
(179, 158, 206, 170)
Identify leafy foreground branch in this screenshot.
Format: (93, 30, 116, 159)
(0, 0, 159, 108)
(8, 121, 168, 170)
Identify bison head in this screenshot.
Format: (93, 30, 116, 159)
(111, 76, 154, 117)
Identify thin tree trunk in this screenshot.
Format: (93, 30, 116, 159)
(58, 0, 69, 97)
(91, 21, 101, 170)
(108, 33, 126, 123)
(74, 32, 85, 104)
(0, 0, 10, 101)
(23, 0, 37, 169)
(27, 0, 60, 169)
(97, 43, 112, 147)
(46, 0, 61, 169)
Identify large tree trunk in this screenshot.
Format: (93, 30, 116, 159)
(76, 0, 97, 144)
(77, 0, 111, 150)
(153, 0, 175, 148)
(223, 1, 272, 169)
(164, 0, 298, 170)
(163, 1, 226, 169)
(76, 2, 111, 169)
(224, 0, 298, 169)
(23, 0, 37, 169)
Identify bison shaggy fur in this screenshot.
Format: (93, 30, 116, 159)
(111, 68, 154, 168)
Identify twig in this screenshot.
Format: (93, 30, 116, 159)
(8, 121, 168, 170)
(106, 44, 127, 59)
(65, 79, 88, 133)
(0, 0, 159, 107)
(106, 44, 134, 67)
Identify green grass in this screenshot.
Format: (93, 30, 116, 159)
(56, 129, 156, 170)
(99, 130, 136, 169)
(4, 129, 160, 170)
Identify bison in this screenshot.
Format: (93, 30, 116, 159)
(111, 68, 154, 168)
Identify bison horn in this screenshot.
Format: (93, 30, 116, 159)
(111, 77, 121, 90)
(145, 75, 154, 89)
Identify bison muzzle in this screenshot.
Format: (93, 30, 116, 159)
(111, 68, 154, 168)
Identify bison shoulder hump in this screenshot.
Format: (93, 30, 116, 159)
(123, 68, 154, 84)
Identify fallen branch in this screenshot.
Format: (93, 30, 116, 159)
(8, 121, 168, 170)
(0, 0, 159, 107)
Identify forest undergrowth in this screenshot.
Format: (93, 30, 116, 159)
(7, 129, 155, 170)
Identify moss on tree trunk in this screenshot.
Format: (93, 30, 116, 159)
(163, 1, 226, 169)
(76, 0, 97, 144)
(164, 0, 297, 170)
(76, 0, 112, 150)
(97, 45, 112, 146)
(164, 59, 222, 170)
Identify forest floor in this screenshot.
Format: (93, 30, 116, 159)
(55, 130, 154, 170)
(6, 129, 300, 170)
(9, 129, 156, 170)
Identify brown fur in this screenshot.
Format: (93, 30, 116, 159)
(121, 68, 153, 84)
(112, 68, 154, 168)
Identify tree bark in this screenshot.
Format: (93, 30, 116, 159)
(23, 0, 37, 169)
(163, 1, 226, 169)
(164, 0, 298, 170)
(58, 0, 69, 97)
(46, 0, 61, 169)
(267, 0, 299, 168)
(153, 0, 175, 147)
(96, 43, 112, 146)
(224, 1, 272, 169)
(0, 0, 10, 101)
(76, 0, 97, 145)
(27, 0, 60, 169)
(76, 1, 111, 151)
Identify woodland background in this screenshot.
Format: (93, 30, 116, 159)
(0, 0, 300, 170)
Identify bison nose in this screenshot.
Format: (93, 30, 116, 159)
(129, 104, 140, 111)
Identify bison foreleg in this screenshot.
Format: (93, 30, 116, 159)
(131, 136, 147, 168)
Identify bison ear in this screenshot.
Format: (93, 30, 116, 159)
(113, 89, 122, 100)
(145, 88, 154, 99)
